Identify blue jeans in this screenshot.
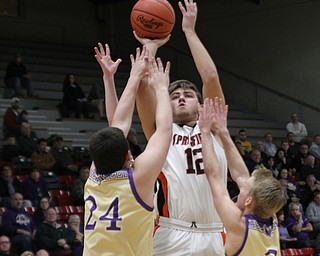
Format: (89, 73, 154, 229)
(5, 77, 34, 96)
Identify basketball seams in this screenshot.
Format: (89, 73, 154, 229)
(131, 18, 173, 36)
(132, 9, 174, 25)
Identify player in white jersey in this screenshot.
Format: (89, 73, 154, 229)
(84, 45, 172, 255)
(200, 97, 287, 256)
(133, 0, 232, 254)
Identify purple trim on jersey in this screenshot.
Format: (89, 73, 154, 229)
(227, 215, 249, 256)
(128, 168, 153, 212)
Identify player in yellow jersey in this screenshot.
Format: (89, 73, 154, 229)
(83, 45, 172, 256)
(199, 97, 287, 256)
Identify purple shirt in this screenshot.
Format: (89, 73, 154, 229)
(286, 214, 310, 240)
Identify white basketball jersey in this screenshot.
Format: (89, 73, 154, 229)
(155, 122, 228, 225)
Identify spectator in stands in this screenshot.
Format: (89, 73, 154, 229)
(280, 139, 296, 169)
(127, 127, 142, 159)
(31, 138, 56, 172)
(50, 135, 77, 175)
(301, 175, 320, 211)
(253, 139, 268, 163)
(263, 132, 277, 157)
(4, 54, 36, 98)
(245, 149, 264, 174)
(265, 156, 279, 178)
(310, 135, 320, 165)
(87, 81, 105, 119)
(1, 193, 36, 255)
(20, 251, 33, 256)
(0, 235, 17, 256)
(1, 135, 20, 162)
(0, 165, 23, 207)
(237, 129, 252, 153)
(286, 113, 308, 144)
(60, 74, 90, 119)
(300, 155, 320, 181)
(71, 166, 89, 206)
(17, 123, 38, 159)
(286, 202, 314, 248)
(276, 209, 298, 250)
(274, 148, 290, 171)
(35, 249, 49, 256)
(33, 197, 50, 226)
(22, 168, 49, 207)
(292, 143, 311, 175)
(18, 110, 29, 125)
(287, 132, 300, 156)
(2, 97, 21, 138)
(67, 214, 83, 256)
(235, 140, 249, 160)
(305, 191, 320, 237)
(35, 207, 75, 256)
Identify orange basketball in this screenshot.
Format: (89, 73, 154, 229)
(130, 0, 175, 39)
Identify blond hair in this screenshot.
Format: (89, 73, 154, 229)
(250, 169, 287, 219)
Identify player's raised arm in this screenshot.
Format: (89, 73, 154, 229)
(111, 46, 148, 137)
(134, 33, 171, 140)
(199, 98, 243, 234)
(179, 0, 224, 103)
(94, 43, 122, 125)
(134, 58, 172, 206)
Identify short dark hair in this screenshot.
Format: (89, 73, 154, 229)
(89, 127, 129, 175)
(168, 80, 203, 104)
(37, 138, 47, 145)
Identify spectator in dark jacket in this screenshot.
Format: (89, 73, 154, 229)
(2, 97, 20, 138)
(1, 193, 36, 255)
(22, 168, 49, 207)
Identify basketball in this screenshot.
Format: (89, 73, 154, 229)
(130, 0, 175, 39)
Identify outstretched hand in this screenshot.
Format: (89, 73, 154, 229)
(198, 98, 214, 134)
(210, 97, 229, 135)
(94, 42, 122, 78)
(178, 0, 197, 33)
(148, 57, 170, 90)
(129, 45, 149, 78)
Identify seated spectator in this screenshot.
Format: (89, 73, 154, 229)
(306, 191, 320, 237)
(287, 132, 300, 156)
(300, 155, 320, 181)
(31, 139, 56, 172)
(127, 127, 142, 159)
(292, 143, 310, 175)
(17, 123, 38, 159)
(1, 193, 36, 255)
(263, 132, 278, 157)
(301, 174, 320, 210)
(245, 149, 265, 174)
(0, 235, 17, 256)
(237, 129, 252, 153)
(310, 135, 320, 166)
(4, 54, 36, 98)
(18, 110, 29, 125)
(235, 140, 249, 160)
(265, 156, 279, 178)
(253, 139, 268, 163)
(287, 202, 314, 248)
(60, 74, 90, 119)
(276, 209, 298, 250)
(274, 148, 290, 171)
(35, 249, 49, 256)
(71, 166, 89, 206)
(0, 165, 23, 207)
(33, 197, 50, 227)
(87, 81, 105, 119)
(2, 97, 21, 138)
(20, 251, 33, 256)
(286, 113, 308, 144)
(67, 214, 83, 256)
(1, 135, 20, 162)
(35, 207, 75, 256)
(280, 139, 296, 170)
(22, 168, 49, 207)
(50, 135, 77, 175)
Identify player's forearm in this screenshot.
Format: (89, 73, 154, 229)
(103, 75, 118, 125)
(136, 78, 156, 140)
(202, 131, 220, 179)
(217, 130, 250, 186)
(154, 87, 172, 133)
(111, 75, 141, 136)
